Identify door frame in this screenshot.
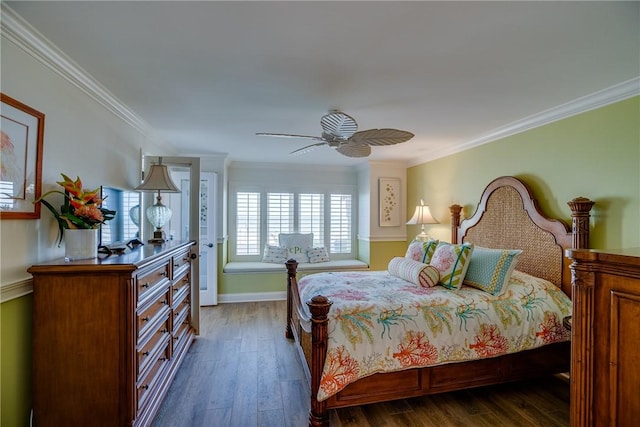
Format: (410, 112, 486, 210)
(142, 156, 201, 334)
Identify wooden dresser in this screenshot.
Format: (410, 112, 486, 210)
(28, 240, 196, 427)
(567, 248, 640, 427)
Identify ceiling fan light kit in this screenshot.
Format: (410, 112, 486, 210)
(256, 111, 414, 158)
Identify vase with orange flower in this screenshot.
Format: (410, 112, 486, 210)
(34, 173, 116, 260)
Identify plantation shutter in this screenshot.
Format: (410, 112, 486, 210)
(236, 191, 261, 255)
(267, 192, 294, 245)
(299, 193, 324, 248)
(330, 194, 352, 253)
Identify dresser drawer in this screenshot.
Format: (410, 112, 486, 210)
(171, 271, 190, 305)
(172, 293, 190, 331)
(172, 318, 193, 359)
(172, 250, 191, 276)
(136, 262, 170, 303)
(136, 346, 170, 412)
(137, 320, 170, 378)
(137, 290, 170, 340)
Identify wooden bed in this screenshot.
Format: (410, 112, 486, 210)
(285, 176, 594, 427)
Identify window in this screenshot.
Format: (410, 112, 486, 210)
(231, 187, 355, 261)
(236, 191, 261, 255)
(267, 193, 293, 245)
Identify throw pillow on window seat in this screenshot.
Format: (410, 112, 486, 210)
(307, 247, 330, 263)
(262, 244, 289, 263)
(278, 233, 314, 263)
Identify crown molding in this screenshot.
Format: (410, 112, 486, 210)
(1, 4, 150, 135)
(409, 76, 640, 167)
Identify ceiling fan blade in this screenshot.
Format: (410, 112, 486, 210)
(320, 111, 358, 139)
(289, 142, 326, 156)
(349, 129, 414, 146)
(256, 133, 325, 142)
(336, 141, 371, 158)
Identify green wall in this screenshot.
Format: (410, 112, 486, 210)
(408, 96, 640, 250)
(1, 295, 33, 426)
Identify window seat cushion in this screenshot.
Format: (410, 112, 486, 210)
(223, 259, 369, 274)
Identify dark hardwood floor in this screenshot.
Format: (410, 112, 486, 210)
(152, 301, 570, 427)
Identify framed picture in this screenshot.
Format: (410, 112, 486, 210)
(0, 93, 45, 219)
(379, 177, 401, 227)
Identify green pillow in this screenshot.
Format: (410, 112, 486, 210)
(464, 246, 522, 295)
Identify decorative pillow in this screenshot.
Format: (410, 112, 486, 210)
(261, 244, 289, 263)
(307, 247, 330, 263)
(405, 239, 439, 263)
(464, 246, 523, 295)
(429, 242, 474, 290)
(388, 257, 440, 288)
(278, 233, 314, 263)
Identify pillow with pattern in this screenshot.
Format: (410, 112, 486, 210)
(307, 247, 330, 263)
(429, 241, 474, 290)
(262, 244, 289, 263)
(405, 239, 439, 263)
(464, 246, 522, 295)
(279, 233, 314, 263)
(388, 256, 440, 288)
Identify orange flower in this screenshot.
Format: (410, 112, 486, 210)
(34, 173, 116, 246)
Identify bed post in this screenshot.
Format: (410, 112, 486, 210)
(285, 259, 299, 339)
(567, 197, 595, 250)
(307, 295, 333, 427)
(450, 204, 463, 244)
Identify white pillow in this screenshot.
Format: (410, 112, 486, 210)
(308, 247, 330, 263)
(279, 233, 314, 263)
(430, 242, 474, 290)
(261, 244, 289, 263)
(388, 257, 440, 288)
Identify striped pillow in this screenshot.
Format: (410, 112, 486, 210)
(430, 242, 474, 290)
(464, 246, 522, 295)
(388, 257, 440, 288)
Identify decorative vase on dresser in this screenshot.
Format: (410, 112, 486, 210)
(566, 248, 640, 427)
(28, 240, 196, 427)
(64, 228, 99, 260)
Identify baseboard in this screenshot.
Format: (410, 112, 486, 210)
(218, 291, 286, 303)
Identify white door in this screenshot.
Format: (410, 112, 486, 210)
(141, 156, 201, 334)
(170, 171, 218, 306)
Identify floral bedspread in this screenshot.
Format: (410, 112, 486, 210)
(298, 269, 572, 401)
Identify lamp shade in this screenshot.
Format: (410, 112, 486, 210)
(134, 158, 180, 193)
(407, 200, 439, 225)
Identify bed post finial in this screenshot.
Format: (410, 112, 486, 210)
(567, 197, 594, 249)
(450, 204, 463, 244)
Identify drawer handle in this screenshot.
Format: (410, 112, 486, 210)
(160, 299, 168, 305)
(142, 351, 149, 356)
(161, 329, 168, 333)
(160, 271, 167, 277)
(142, 316, 150, 322)
(141, 282, 149, 289)
(159, 357, 167, 362)
(141, 385, 149, 390)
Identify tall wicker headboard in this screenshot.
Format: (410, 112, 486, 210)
(449, 176, 594, 297)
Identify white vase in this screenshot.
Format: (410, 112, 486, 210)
(65, 228, 99, 261)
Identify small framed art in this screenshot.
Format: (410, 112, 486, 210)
(0, 93, 45, 219)
(379, 177, 401, 227)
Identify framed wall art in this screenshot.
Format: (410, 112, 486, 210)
(0, 93, 45, 219)
(379, 177, 401, 227)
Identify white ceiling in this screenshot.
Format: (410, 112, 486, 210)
(5, 1, 639, 167)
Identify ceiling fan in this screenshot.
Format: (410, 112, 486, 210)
(256, 111, 414, 158)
